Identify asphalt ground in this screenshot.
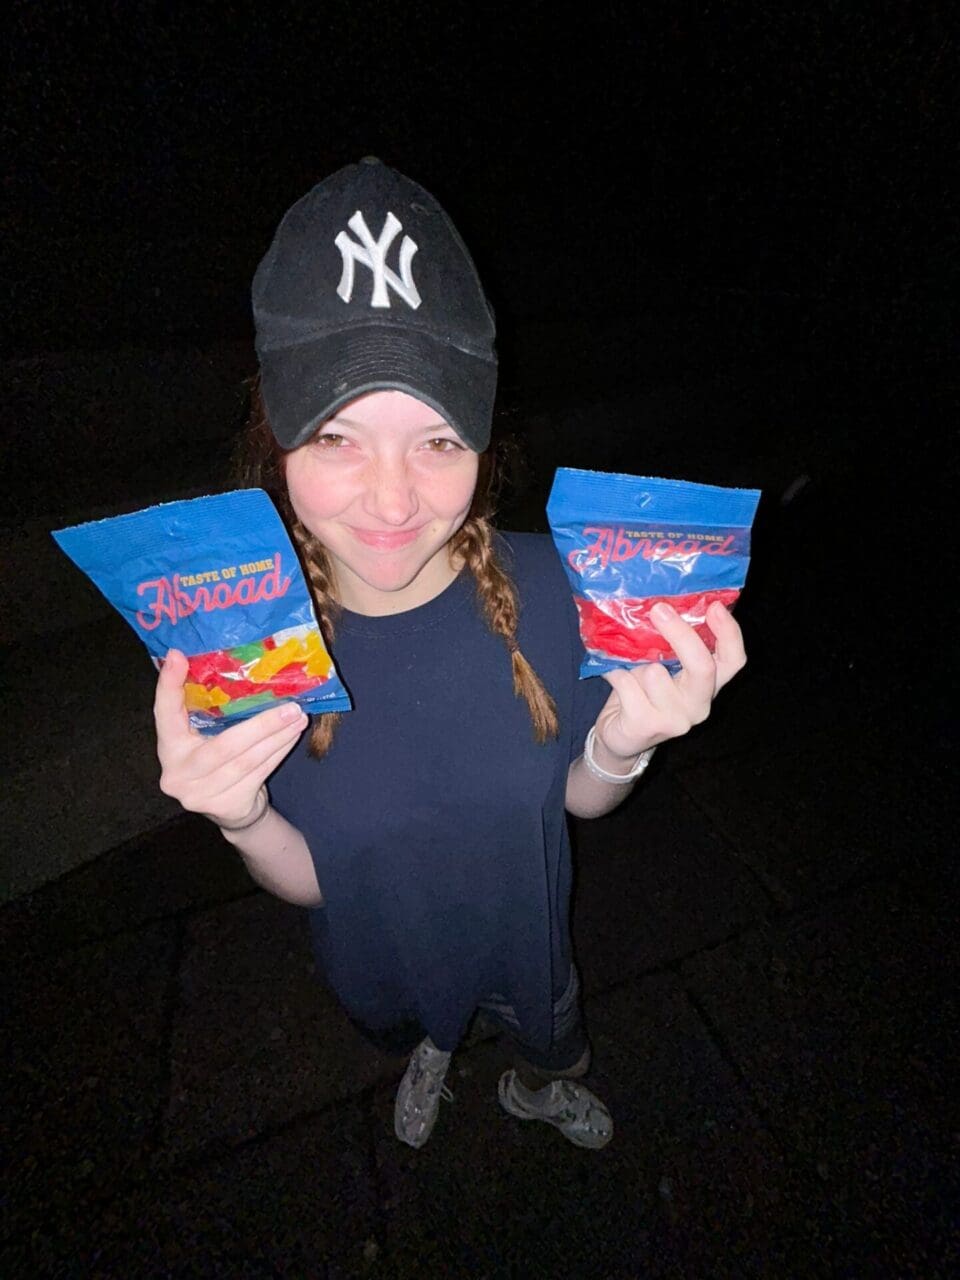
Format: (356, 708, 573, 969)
(2, 320, 956, 1275)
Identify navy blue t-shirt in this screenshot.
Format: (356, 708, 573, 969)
(268, 532, 609, 1056)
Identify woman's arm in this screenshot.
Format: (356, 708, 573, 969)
(219, 802, 324, 907)
(566, 601, 747, 820)
(564, 735, 646, 819)
(152, 651, 322, 907)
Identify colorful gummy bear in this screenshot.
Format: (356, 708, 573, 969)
(182, 625, 334, 719)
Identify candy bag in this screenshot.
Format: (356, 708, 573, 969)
(547, 467, 761, 678)
(53, 488, 352, 731)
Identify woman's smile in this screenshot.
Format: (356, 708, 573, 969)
(348, 524, 428, 550)
(283, 390, 479, 614)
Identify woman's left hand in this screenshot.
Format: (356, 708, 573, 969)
(593, 599, 747, 760)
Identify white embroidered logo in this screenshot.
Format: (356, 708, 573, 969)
(334, 210, 421, 309)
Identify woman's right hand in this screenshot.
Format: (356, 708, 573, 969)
(154, 648, 309, 828)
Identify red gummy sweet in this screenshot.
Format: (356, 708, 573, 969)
(187, 649, 245, 686)
(575, 588, 741, 663)
(213, 674, 264, 699)
(268, 662, 322, 697)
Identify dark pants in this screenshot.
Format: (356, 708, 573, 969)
(348, 1004, 591, 1090)
(509, 1030, 591, 1087)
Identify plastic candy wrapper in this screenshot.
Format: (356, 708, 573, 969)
(547, 467, 761, 678)
(53, 489, 352, 732)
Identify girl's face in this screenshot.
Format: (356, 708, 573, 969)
(284, 389, 480, 615)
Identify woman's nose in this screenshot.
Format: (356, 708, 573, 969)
(363, 461, 420, 526)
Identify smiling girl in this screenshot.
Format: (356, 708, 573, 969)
(154, 159, 746, 1151)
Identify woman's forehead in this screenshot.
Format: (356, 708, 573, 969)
(329, 390, 449, 431)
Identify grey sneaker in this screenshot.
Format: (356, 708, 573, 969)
(394, 1037, 454, 1148)
(498, 1069, 613, 1149)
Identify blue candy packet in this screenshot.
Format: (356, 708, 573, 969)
(547, 467, 761, 678)
(53, 489, 352, 731)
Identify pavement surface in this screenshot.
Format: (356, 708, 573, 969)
(2, 320, 956, 1276)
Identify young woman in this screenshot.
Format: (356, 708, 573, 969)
(154, 158, 747, 1151)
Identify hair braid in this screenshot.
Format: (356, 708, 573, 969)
(288, 521, 344, 758)
(450, 516, 559, 743)
(229, 382, 343, 759)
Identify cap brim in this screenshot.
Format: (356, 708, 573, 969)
(258, 325, 497, 452)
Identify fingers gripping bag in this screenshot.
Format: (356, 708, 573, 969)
(52, 488, 351, 732)
(547, 467, 761, 677)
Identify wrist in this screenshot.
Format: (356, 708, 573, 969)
(590, 734, 642, 775)
(209, 787, 270, 833)
(582, 726, 655, 785)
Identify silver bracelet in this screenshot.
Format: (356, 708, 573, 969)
(582, 726, 655, 785)
(214, 787, 270, 832)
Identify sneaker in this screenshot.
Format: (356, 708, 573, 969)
(498, 1069, 613, 1149)
(394, 1037, 454, 1148)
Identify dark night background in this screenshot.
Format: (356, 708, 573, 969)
(2, 2, 957, 1275)
(5, 3, 954, 421)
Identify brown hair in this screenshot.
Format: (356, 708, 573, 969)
(230, 379, 559, 758)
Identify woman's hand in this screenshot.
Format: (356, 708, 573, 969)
(154, 649, 308, 827)
(593, 600, 747, 760)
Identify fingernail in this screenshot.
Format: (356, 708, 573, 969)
(280, 703, 301, 721)
(652, 602, 674, 621)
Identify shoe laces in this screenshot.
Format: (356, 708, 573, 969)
(409, 1040, 454, 1101)
(542, 1079, 599, 1126)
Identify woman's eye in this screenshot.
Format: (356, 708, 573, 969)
(424, 438, 461, 452)
(315, 433, 346, 448)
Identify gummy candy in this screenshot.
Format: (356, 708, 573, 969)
(574, 588, 742, 664)
(179, 626, 333, 716)
(248, 636, 304, 682)
(547, 468, 761, 678)
(52, 488, 352, 732)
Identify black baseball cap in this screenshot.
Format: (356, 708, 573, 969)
(252, 157, 498, 452)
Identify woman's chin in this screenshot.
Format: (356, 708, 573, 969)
(337, 548, 457, 612)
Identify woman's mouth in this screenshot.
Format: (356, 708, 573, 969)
(349, 525, 425, 550)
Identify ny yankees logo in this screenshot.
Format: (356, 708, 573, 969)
(335, 210, 421, 309)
